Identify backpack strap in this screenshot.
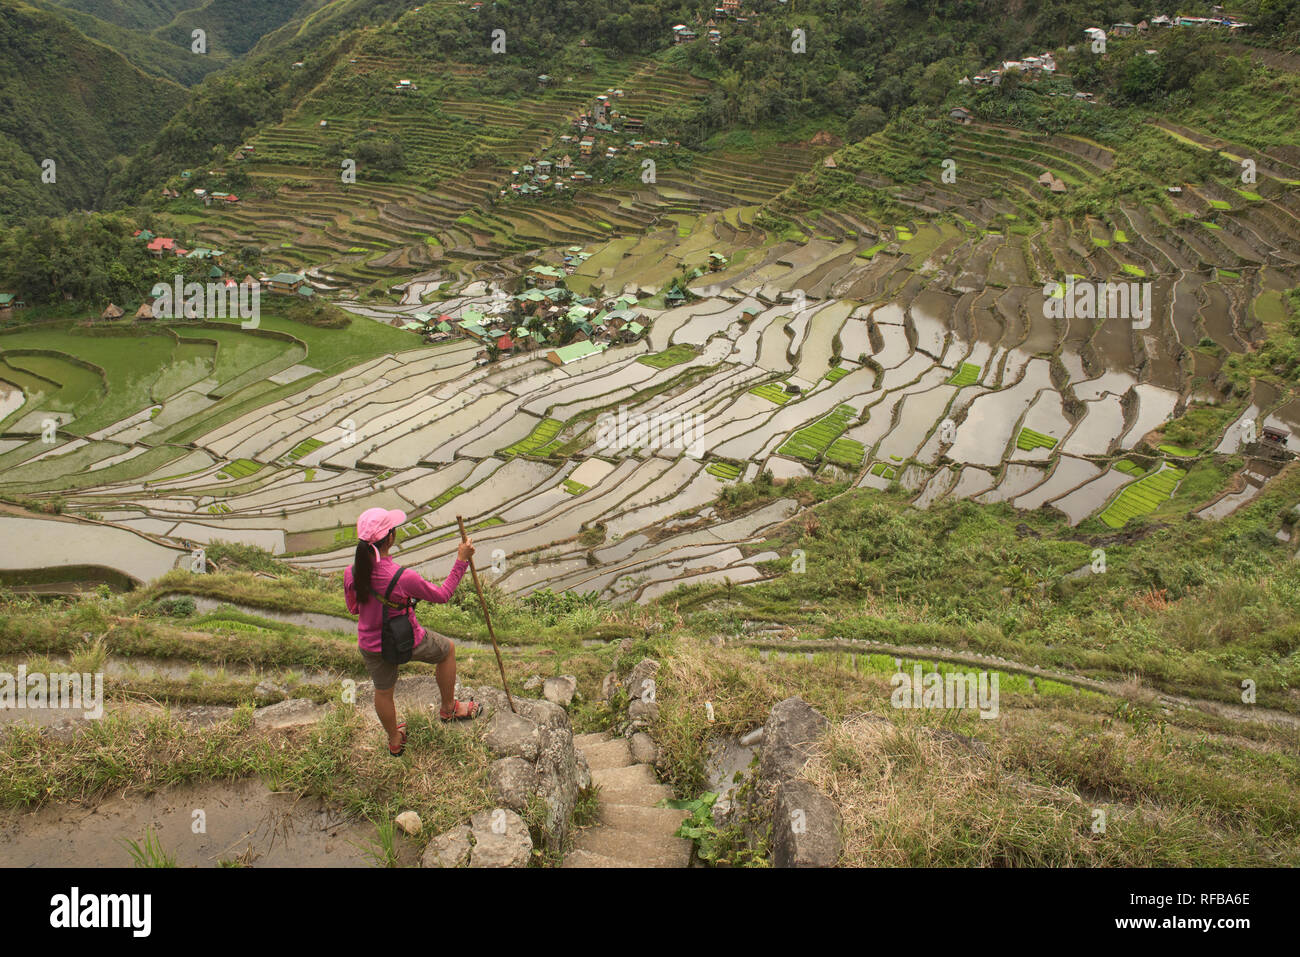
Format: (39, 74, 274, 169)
(378, 567, 409, 612)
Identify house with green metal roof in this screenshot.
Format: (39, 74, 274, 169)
(263, 272, 307, 295)
(529, 264, 566, 289)
(546, 340, 606, 366)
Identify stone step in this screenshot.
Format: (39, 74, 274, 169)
(591, 763, 658, 790)
(570, 827, 692, 868)
(578, 738, 633, 771)
(560, 849, 627, 869)
(573, 732, 610, 750)
(598, 803, 689, 837)
(597, 782, 676, 807)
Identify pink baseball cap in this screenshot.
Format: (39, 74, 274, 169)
(356, 507, 406, 543)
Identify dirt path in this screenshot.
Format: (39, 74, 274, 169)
(736, 636, 1300, 731)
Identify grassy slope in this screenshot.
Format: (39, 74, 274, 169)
(2, 482, 1298, 866)
(0, 1, 188, 221)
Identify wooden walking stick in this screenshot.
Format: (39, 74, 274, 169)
(456, 516, 515, 713)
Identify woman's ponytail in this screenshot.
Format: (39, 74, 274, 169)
(352, 530, 393, 604)
(353, 540, 376, 604)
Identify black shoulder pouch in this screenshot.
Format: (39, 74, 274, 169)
(378, 567, 415, 665)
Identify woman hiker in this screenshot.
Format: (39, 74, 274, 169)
(345, 507, 481, 756)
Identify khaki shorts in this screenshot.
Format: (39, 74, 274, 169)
(360, 631, 453, 691)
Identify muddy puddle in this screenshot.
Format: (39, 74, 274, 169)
(0, 778, 381, 867)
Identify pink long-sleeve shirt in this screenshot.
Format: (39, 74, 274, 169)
(344, 555, 469, 653)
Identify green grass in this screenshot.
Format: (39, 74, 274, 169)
(1016, 428, 1058, 452)
(947, 363, 981, 387)
(637, 344, 697, 369)
(1098, 463, 1187, 529)
(778, 405, 857, 462)
(1157, 444, 1198, 458)
(1114, 459, 1146, 478)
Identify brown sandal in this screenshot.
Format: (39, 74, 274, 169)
(388, 722, 408, 756)
(439, 699, 480, 721)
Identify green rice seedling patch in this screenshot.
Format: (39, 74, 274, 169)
(826, 438, 866, 468)
(824, 365, 849, 384)
(217, 459, 261, 480)
(749, 382, 792, 405)
(637, 344, 696, 369)
(857, 242, 890, 260)
(1121, 264, 1147, 278)
(1113, 459, 1146, 477)
(778, 404, 856, 462)
(1202, 221, 1222, 230)
(427, 485, 466, 509)
(869, 461, 897, 480)
(1016, 428, 1058, 452)
(504, 418, 564, 456)
(286, 437, 325, 461)
(1252, 289, 1288, 333)
(1208, 199, 1232, 210)
(1236, 190, 1263, 202)
(1113, 230, 1129, 243)
(1098, 463, 1186, 529)
(1157, 444, 1198, 458)
(705, 461, 742, 480)
(563, 479, 589, 496)
(947, 363, 981, 387)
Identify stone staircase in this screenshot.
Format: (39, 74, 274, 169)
(563, 732, 692, 868)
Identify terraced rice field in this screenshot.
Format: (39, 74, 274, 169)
(7, 70, 1300, 598)
(778, 405, 857, 462)
(1098, 463, 1187, 528)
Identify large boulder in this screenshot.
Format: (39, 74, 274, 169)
(470, 686, 582, 852)
(543, 675, 578, 707)
(483, 709, 542, 762)
(489, 757, 538, 812)
(759, 697, 828, 787)
(467, 809, 532, 868)
(421, 825, 472, 868)
(627, 698, 659, 725)
(629, 731, 658, 765)
(597, 671, 619, 702)
(624, 658, 660, 703)
(770, 780, 841, 868)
